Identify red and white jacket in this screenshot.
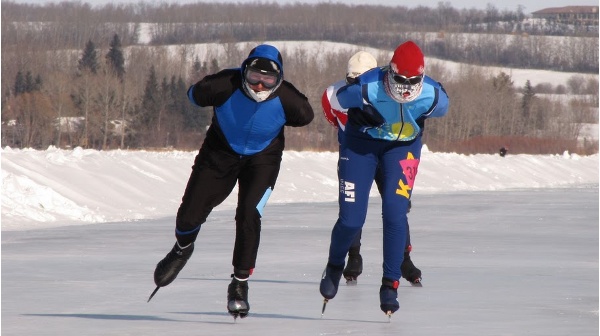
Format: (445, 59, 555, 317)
(321, 79, 348, 131)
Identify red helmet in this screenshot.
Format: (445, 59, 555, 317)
(385, 41, 425, 103)
(390, 41, 424, 76)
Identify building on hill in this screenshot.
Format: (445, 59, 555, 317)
(532, 6, 599, 26)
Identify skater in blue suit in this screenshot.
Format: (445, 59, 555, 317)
(322, 51, 423, 287)
(319, 41, 449, 316)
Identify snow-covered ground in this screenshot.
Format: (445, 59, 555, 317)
(1, 146, 597, 231)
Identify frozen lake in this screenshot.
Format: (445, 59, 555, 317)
(2, 187, 598, 335)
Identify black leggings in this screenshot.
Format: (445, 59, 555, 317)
(175, 146, 282, 271)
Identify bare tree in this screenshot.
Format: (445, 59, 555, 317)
(45, 71, 76, 147)
(1, 2, 597, 153)
(96, 66, 121, 149)
(71, 73, 94, 148)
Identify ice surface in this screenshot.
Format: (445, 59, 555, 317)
(2, 188, 598, 335)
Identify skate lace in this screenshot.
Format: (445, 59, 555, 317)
(229, 281, 248, 301)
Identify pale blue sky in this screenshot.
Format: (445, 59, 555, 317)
(11, 0, 600, 14)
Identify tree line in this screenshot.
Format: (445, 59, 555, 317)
(2, 2, 598, 73)
(1, 2, 598, 154)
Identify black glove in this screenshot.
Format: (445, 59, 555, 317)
(348, 105, 385, 128)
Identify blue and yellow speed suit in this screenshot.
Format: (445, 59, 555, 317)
(328, 66, 449, 281)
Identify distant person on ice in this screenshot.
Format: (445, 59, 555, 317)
(499, 146, 508, 157)
(321, 51, 422, 286)
(319, 41, 449, 317)
(150, 44, 314, 319)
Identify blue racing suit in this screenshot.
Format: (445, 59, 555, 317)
(178, 45, 314, 272)
(328, 66, 449, 281)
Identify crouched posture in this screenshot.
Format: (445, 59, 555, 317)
(322, 51, 423, 286)
(319, 41, 449, 316)
(152, 44, 314, 319)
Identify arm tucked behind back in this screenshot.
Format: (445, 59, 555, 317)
(278, 81, 314, 127)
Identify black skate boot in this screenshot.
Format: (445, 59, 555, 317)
(154, 242, 194, 287)
(320, 263, 344, 300)
(401, 253, 422, 286)
(343, 247, 363, 284)
(227, 276, 250, 319)
(379, 277, 400, 316)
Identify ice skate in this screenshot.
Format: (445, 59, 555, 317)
(153, 242, 194, 287)
(343, 253, 363, 285)
(227, 277, 250, 319)
(379, 277, 400, 316)
(319, 263, 344, 316)
(148, 242, 195, 302)
(320, 263, 344, 300)
(401, 254, 422, 286)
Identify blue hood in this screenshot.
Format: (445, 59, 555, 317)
(241, 44, 284, 79)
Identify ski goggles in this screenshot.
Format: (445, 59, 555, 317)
(391, 72, 423, 85)
(245, 68, 279, 89)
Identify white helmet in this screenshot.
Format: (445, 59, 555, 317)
(346, 51, 377, 83)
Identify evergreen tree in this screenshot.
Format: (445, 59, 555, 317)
(522, 80, 536, 120)
(106, 34, 125, 80)
(138, 65, 159, 128)
(192, 57, 202, 73)
(78, 39, 99, 74)
(160, 76, 169, 105)
(210, 58, 220, 74)
(179, 78, 207, 131)
(170, 75, 194, 130)
(167, 75, 178, 112)
(25, 71, 35, 92)
(189, 57, 208, 84)
(33, 74, 43, 91)
(16, 71, 43, 93)
(14, 71, 26, 95)
(492, 72, 514, 92)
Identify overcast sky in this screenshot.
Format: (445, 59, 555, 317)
(10, 0, 600, 14)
